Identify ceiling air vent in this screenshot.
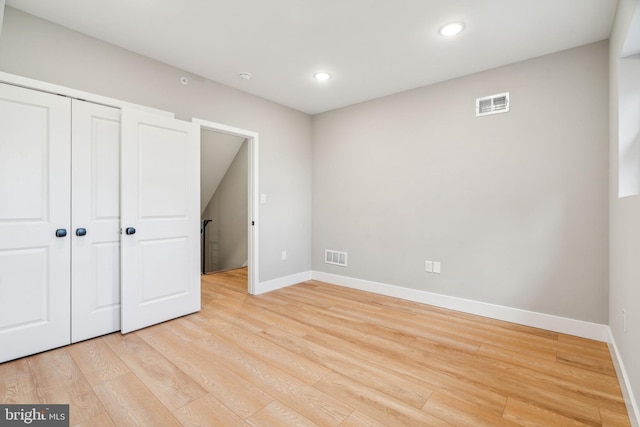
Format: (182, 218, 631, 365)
(325, 249, 347, 267)
(476, 92, 509, 117)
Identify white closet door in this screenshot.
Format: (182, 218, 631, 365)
(71, 100, 121, 342)
(120, 108, 200, 333)
(0, 83, 71, 362)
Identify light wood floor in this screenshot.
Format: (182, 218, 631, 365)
(0, 268, 631, 426)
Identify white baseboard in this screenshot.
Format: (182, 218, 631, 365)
(608, 330, 640, 427)
(311, 271, 610, 342)
(256, 271, 312, 295)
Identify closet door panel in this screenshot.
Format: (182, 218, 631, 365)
(120, 108, 200, 334)
(71, 100, 121, 343)
(0, 83, 71, 363)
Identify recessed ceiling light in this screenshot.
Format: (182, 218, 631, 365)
(239, 72, 252, 80)
(439, 22, 464, 37)
(314, 72, 332, 81)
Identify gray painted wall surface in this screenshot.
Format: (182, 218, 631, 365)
(609, 0, 640, 415)
(200, 130, 244, 215)
(202, 140, 248, 272)
(0, 7, 312, 283)
(313, 41, 609, 324)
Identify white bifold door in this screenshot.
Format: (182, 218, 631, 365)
(0, 84, 72, 362)
(120, 108, 201, 333)
(71, 100, 122, 343)
(0, 83, 200, 362)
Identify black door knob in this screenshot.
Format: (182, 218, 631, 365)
(55, 229, 67, 238)
(125, 227, 136, 235)
(75, 228, 87, 236)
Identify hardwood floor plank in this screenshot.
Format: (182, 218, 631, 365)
(247, 400, 318, 427)
(164, 316, 212, 342)
(191, 314, 331, 385)
(301, 327, 509, 415)
(93, 372, 181, 426)
(502, 397, 594, 427)
(138, 324, 274, 419)
(260, 326, 434, 409)
(337, 410, 388, 427)
(557, 350, 617, 377)
(67, 338, 129, 386)
(558, 333, 611, 351)
(315, 371, 454, 426)
(307, 282, 560, 362)
(422, 391, 519, 427)
(0, 359, 40, 404)
(478, 344, 623, 402)
(72, 412, 116, 427)
(600, 406, 633, 427)
(28, 348, 104, 425)
(102, 332, 208, 412)
(193, 332, 353, 426)
(172, 393, 250, 427)
(243, 298, 319, 337)
(198, 302, 270, 333)
(298, 286, 484, 354)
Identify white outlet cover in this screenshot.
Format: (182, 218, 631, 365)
(425, 260, 433, 273)
(433, 262, 441, 274)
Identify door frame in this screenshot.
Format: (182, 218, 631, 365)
(192, 118, 259, 295)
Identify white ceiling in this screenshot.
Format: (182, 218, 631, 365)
(6, 0, 618, 114)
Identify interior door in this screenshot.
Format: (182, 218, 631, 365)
(120, 108, 201, 333)
(71, 100, 121, 342)
(0, 83, 71, 362)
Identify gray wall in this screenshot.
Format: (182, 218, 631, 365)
(609, 0, 640, 414)
(0, 7, 312, 283)
(313, 41, 609, 324)
(202, 140, 248, 272)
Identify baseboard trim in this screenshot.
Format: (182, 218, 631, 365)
(608, 330, 640, 427)
(311, 271, 610, 342)
(256, 271, 312, 295)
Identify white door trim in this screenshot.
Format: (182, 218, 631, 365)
(192, 118, 259, 295)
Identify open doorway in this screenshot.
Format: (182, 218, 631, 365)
(193, 119, 259, 295)
(200, 130, 246, 274)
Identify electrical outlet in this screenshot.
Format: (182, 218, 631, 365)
(433, 261, 441, 274)
(425, 260, 441, 274)
(425, 260, 433, 272)
(282, 250, 287, 261)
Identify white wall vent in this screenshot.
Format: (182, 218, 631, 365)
(325, 249, 347, 266)
(476, 92, 509, 117)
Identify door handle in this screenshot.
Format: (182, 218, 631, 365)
(75, 228, 87, 237)
(55, 229, 67, 238)
(125, 227, 136, 235)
